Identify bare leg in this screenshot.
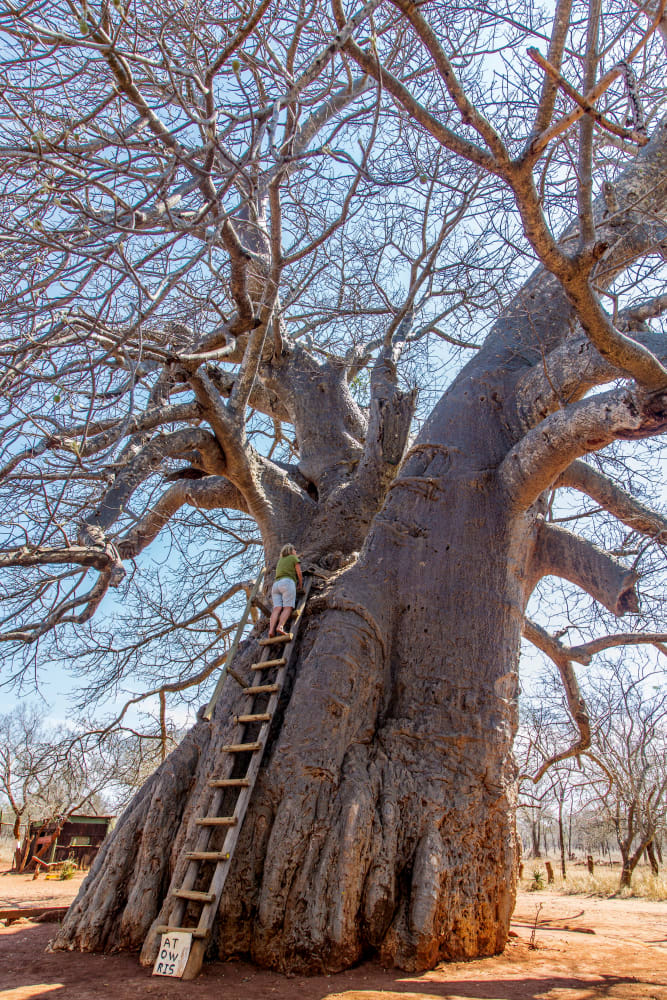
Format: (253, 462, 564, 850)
(277, 606, 293, 633)
(269, 607, 281, 637)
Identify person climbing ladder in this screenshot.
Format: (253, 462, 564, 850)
(268, 543, 303, 637)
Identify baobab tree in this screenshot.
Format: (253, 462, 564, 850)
(1, 0, 667, 975)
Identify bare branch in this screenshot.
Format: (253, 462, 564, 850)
(117, 477, 249, 559)
(530, 519, 639, 615)
(521, 619, 591, 782)
(526, 0, 667, 158)
(331, 0, 497, 172)
(529, 0, 574, 139)
(526, 48, 648, 149)
(557, 459, 667, 539)
(501, 385, 667, 512)
(569, 631, 667, 660)
(389, 0, 509, 165)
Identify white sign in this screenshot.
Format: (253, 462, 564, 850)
(152, 931, 193, 978)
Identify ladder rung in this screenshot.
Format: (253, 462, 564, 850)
(244, 684, 280, 695)
(207, 778, 250, 788)
(251, 657, 286, 670)
(259, 633, 293, 646)
(185, 851, 230, 862)
(154, 925, 208, 939)
(235, 713, 271, 724)
(195, 816, 237, 827)
(174, 889, 216, 903)
(222, 741, 262, 752)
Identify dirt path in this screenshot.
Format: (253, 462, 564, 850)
(1, 875, 666, 999)
(0, 870, 88, 909)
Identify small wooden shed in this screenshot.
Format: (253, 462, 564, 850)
(23, 813, 114, 869)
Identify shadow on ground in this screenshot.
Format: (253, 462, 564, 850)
(0, 921, 664, 1000)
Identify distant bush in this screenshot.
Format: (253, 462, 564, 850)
(519, 861, 667, 901)
(59, 860, 77, 880)
(560, 868, 667, 901)
(529, 869, 546, 891)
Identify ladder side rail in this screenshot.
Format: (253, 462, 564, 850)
(202, 566, 265, 721)
(155, 765, 237, 936)
(154, 625, 289, 947)
(146, 678, 258, 949)
(180, 578, 312, 978)
(193, 578, 312, 930)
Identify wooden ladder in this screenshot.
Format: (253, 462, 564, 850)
(149, 576, 312, 980)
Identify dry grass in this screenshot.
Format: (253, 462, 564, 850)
(0, 840, 15, 868)
(522, 860, 667, 901)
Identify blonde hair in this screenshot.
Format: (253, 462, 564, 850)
(280, 543, 296, 557)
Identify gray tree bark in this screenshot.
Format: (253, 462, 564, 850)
(49, 282, 584, 970)
(52, 114, 667, 974)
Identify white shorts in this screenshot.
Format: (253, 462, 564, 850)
(272, 577, 296, 608)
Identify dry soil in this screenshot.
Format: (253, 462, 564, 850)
(1, 867, 666, 1000)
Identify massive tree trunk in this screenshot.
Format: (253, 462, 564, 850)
(54, 271, 547, 970)
(55, 411, 524, 971)
(53, 115, 667, 973)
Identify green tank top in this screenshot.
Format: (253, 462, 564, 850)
(275, 553, 299, 583)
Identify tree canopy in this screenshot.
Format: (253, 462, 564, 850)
(1, 0, 667, 823)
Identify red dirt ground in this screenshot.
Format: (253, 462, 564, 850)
(1, 868, 666, 1000)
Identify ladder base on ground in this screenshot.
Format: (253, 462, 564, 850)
(145, 577, 313, 980)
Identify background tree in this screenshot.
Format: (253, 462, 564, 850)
(0, 705, 51, 845)
(517, 701, 583, 877)
(585, 659, 667, 888)
(1, 0, 667, 975)
(0, 703, 157, 868)
(519, 656, 667, 887)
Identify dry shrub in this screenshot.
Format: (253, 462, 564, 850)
(522, 863, 667, 901)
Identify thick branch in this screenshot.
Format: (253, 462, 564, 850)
(77, 402, 203, 459)
(564, 276, 667, 393)
(354, 323, 418, 499)
(354, 388, 417, 501)
(621, 291, 667, 330)
(262, 346, 367, 496)
(514, 335, 617, 430)
(117, 477, 249, 558)
(557, 459, 667, 539)
(514, 318, 667, 432)
(0, 544, 117, 573)
(84, 428, 226, 534)
(530, 519, 639, 615)
(500, 385, 667, 512)
(206, 364, 290, 421)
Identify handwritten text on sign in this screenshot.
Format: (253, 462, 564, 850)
(153, 931, 193, 977)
